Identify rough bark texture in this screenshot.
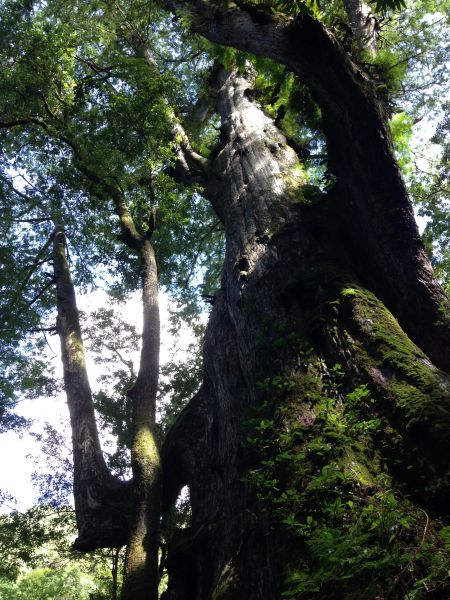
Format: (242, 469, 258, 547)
(170, 1, 450, 371)
(342, 0, 379, 52)
(54, 222, 162, 600)
(161, 70, 450, 600)
(50, 5, 450, 597)
(53, 217, 162, 599)
(52, 226, 131, 550)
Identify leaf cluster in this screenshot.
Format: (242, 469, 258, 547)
(0, 502, 123, 599)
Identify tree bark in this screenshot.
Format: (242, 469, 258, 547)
(52, 225, 131, 550)
(50, 6, 450, 598)
(170, 1, 450, 372)
(161, 70, 450, 600)
(342, 0, 379, 52)
(53, 220, 162, 599)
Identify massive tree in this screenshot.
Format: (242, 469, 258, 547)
(1, 0, 449, 599)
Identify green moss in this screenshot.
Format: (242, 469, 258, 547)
(244, 330, 450, 598)
(339, 447, 374, 487)
(242, 271, 450, 598)
(285, 373, 326, 405)
(340, 285, 450, 433)
(67, 331, 86, 368)
(282, 164, 308, 203)
(133, 425, 160, 481)
(343, 284, 426, 372)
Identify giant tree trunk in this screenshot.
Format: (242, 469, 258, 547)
(161, 70, 450, 600)
(170, 1, 450, 371)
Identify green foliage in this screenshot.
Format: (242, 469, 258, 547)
(152, 175, 225, 309)
(0, 506, 80, 580)
(244, 364, 450, 598)
(344, 384, 381, 435)
(0, 1, 449, 595)
(373, 2, 450, 288)
(410, 101, 450, 293)
(364, 48, 409, 94)
(0, 0, 225, 433)
(81, 306, 140, 475)
(241, 306, 450, 598)
(158, 341, 203, 434)
(233, 0, 407, 19)
(274, 0, 325, 17)
(371, 0, 407, 13)
(281, 489, 449, 599)
(390, 111, 414, 171)
(0, 505, 121, 599)
(0, 566, 97, 600)
(29, 425, 73, 507)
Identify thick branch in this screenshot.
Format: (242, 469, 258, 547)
(9, 234, 54, 309)
(342, 0, 379, 52)
(0, 116, 50, 130)
(133, 38, 209, 187)
(55, 132, 145, 249)
(52, 225, 131, 550)
(1, 114, 144, 249)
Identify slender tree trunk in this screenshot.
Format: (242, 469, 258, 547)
(53, 223, 162, 598)
(52, 225, 131, 550)
(50, 6, 450, 597)
(52, 135, 162, 597)
(121, 238, 161, 600)
(161, 70, 450, 600)
(111, 548, 120, 600)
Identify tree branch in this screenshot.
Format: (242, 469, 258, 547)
(12, 217, 53, 223)
(0, 116, 50, 130)
(8, 234, 55, 310)
(131, 36, 209, 187)
(25, 278, 55, 309)
(103, 342, 135, 377)
(52, 225, 131, 550)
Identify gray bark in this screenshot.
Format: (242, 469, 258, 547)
(169, 1, 450, 372)
(122, 238, 161, 600)
(342, 0, 379, 52)
(161, 70, 450, 600)
(53, 220, 162, 599)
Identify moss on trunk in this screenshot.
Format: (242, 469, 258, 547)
(161, 70, 450, 600)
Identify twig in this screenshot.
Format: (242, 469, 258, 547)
(26, 278, 55, 309)
(12, 217, 53, 223)
(9, 234, 55, 309)
(27, 327, 58, 334)
(183, 221, 223, 288)
(419, 508, 429, 545)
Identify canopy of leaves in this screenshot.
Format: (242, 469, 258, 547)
(0, 0, 223, 428)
